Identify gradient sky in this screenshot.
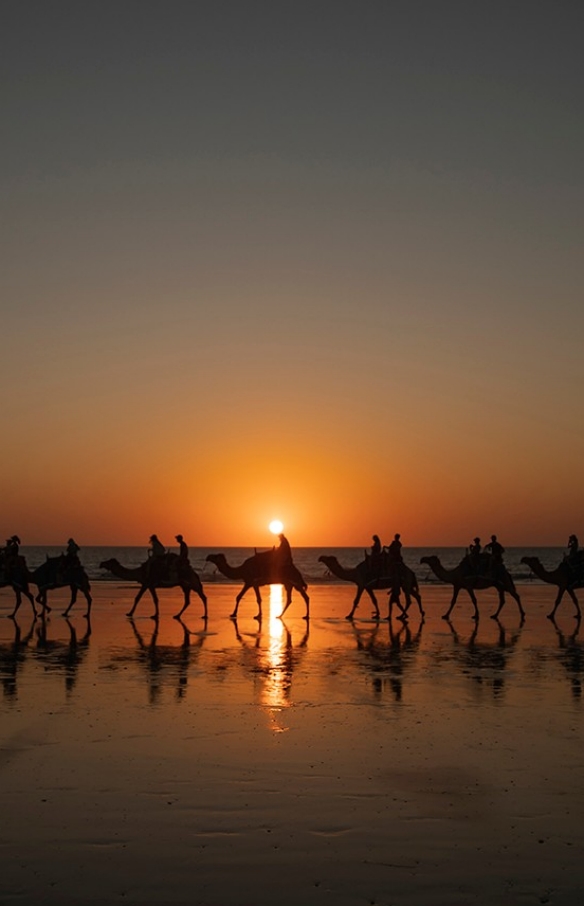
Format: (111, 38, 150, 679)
(2, 1, 583, 546)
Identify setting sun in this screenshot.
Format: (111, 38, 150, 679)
(269, 519, 284, 535)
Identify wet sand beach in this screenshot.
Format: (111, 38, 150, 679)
(1, 582, 583, 905)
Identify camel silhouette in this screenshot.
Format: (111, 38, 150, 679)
(31, 556, 92, 618)
(205, 550, 309, 620)
(318, 554, 424, 620)
(100, 556, 207, 620)
(0, 554, 37, 618)
(420, 555, 524, 622)
(521, 556, 582, 620)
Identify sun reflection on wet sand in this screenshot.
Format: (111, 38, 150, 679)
(262, 584, 292, 732)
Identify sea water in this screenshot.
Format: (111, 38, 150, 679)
(18, 545, 566, 584)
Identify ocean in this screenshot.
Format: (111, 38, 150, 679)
(18, 545, 566, 584)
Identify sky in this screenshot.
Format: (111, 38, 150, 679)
(2, 1, 583, 547)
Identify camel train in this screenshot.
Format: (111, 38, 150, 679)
(1, 535, 583, 625)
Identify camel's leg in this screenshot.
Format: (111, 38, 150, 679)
(284, 586, 310, 621)
(395, 590, 410, 621)
(567, 589, 581, 620)
(491, 588, 505, 619)
(388, 587, 406, 621)
(8, 589, 22, 619)
(412, 589, 425, 620)
(63, 586, 78, 617)
(467, 588, 480, 621)
(127, 585, 148, 618)
(36, 590, 51, 614)
(191, 587, 209, 620)
(230, 584, 251, 620)
(149, 587, 160, 620)
(442, 587, 461, 620)
(547, 588, 564, 620)
(347, 587, 370, 620)
(279, 585, 294, 618)
(253, 585, 263, 621)
(174, 588, 191, 620)
(82, 588, 92, 618)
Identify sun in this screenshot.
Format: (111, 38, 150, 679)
(269, 519, 284, 535)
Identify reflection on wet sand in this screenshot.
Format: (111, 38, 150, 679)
(112, 616, 207, 704)
(232, 584, 309, 731)
(0, 616, 35, 700)
(1, 584, 584, 906)
(440, 618, 522, 700)
(32, 615, 92, 694)
(549, 617, 584, 700)
(351, 618, 423, 702)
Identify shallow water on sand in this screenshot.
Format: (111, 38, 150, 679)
(1, 583, 583, 905)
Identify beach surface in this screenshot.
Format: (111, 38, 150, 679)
(1, 582, 583, 905)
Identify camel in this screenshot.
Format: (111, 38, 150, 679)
(420, 555, 524, 622)
(31, 557, 92, 618)
(205, 551, 309, 620)
(318, 554, 424, 621)
(0, 554, 37, 618)
(100, 555, 207, 620)
(520, 556, 582, 620)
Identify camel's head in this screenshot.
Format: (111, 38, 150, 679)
(420, 555, 436, 566)
(206, 553, 223, 564)
(100, 559, 115, 570)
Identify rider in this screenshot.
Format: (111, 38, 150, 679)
(175, 534, 190, 578)
(369, 534, 383, 578)
(386, 533, 403, 599)
(276, 533, 293, 566)
(468, 537, 482, 574)
(176, 534, 189, 563)
(386, 533, 403, 563)
(147, 534, 167, 581)
(484, 534, 505, 575)
(3, 535, 21, 581)
(566, 534, 583, 585)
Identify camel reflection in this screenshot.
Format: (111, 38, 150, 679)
(127, 617, 206, 704)
(232, 584, 308, 731)
(351, 619, 423, 702)
(0, 616, 35, 700)
(550, 618, 583, 701)
(33, 615, 92, 694)
(442, 619, 521, 700)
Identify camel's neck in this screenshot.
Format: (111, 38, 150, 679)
(524, 558, 556, 583)
(106, 560, 144, 581)
(426, 559, 453, 582)
(321, 557, 358, 581)
(211, 557, 241, 579)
